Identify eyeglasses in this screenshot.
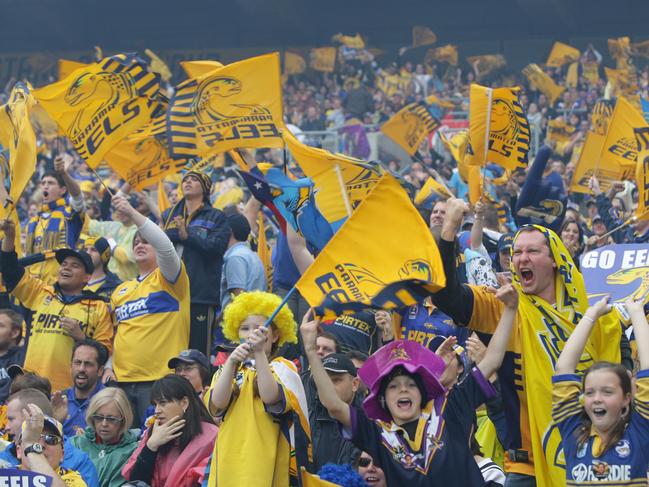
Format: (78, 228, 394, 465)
(92, 414, 124, 425)
(40, 434, 62, 446)
(358, 457, 374, 468)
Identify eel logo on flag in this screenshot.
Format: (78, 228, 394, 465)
(193, 76, 271, 124)
(491, 98, 524, 141)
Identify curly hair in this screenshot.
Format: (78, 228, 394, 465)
(222, 291, 297, 348)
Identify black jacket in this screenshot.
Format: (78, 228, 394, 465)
(163, 200, 230, 306)
(0, 345, 25, 403)
(300, 370, 363, 471)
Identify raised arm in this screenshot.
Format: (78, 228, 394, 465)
(555, 296, 612, 374)
(287, 225, 315, 275)
(477, 283, 518, 378)
(626, 299, 649, 370)
(300, 310, 351, 429)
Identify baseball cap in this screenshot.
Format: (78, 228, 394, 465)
(322, 353, 357, 376)
(497, 233, 515, 254)
(168, 349, 210, 370)
(592, 214, 604, 223)
(55, 248, 94, 274)
(86, 237, 112, 266)
(21, 414, 64, 439)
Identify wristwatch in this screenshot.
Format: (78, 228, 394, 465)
(24, 443, 43, 455)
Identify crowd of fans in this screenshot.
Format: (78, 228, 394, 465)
(0, 40, 649, 487)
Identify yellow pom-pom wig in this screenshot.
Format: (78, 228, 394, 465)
(222, 291, 297, 347)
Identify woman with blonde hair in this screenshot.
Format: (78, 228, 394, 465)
(70, 387, 139, 487)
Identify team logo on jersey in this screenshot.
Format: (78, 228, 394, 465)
(591, 461, 610, 480)
(576, 442, 588, 458)
(572, 463, 588, 482)
(615, 439, 631, 458)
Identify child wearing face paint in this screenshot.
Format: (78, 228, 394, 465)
(205, 291, 310, 487)
(301, 284, 518, 486)
(553, 297, 649, 485)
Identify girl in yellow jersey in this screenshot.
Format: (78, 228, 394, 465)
(205, 291, 310, 487)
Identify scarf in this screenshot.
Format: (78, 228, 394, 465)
(25, 198, 71, 253)
(512, 225, 621, 485)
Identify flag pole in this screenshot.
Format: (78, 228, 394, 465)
(480, 88, 493, 199)
(334, 164, 353, 217)
(594, 210, 648, 242)
(263, 286, 297, 328)
(86, 165, 115, 197)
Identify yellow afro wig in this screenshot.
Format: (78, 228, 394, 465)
(222, 291, 297, 347)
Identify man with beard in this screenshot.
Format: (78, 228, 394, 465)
(54, 339, 108, 437)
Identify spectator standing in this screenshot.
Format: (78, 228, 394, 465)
(0, 309, 25, 403)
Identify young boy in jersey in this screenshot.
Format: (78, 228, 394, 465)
(301, 283, 518, 486)
(205, 291, 308, 487)
(553, 297, 649, 485)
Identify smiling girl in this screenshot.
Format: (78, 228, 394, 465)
(553, 297, 649, 485)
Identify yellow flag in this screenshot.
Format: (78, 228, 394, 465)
(104, 115, 186, 190)
(257, 211, 274, 289)
(440, 130, 470, 181)
(466, 54, 506, 79)
(29, 103, 60, 142)
(565, 61, 579, 88)
(157, 180, 171, 213)
(635, 127, 649, 220)
(631, 39, 649, 59)
(599, 97, 648, 176)
(569, 132, 607, 194)
(609, 37, 632, 67)
(414, 176, 452, 206)
(546, 41, 580, 67)
(522, 64, 565, 104)
(424, 44, 458, 66)
(331, 33, 365, 49)
(145, 48, 172, 82)
(34, 54, 162, 168)
(284, 52, 306, 75)
(58, 59, 88, 80)
(468, 84, 530, 171)
(380, 95, 446, 156)
(284, 129, 383, 224)
(168, 53, 284, 158)
(180, 60, 223, 78)
(309, 47, 337, 72)
(295, 175, 445, 318)
(590, 99, 615, 137)
(412, 26, 437, 47)
(300, 468, 340, 487)
(0, 82, 37, 218)
(467, 165, 482, 205)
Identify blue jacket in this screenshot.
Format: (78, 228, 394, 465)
(63, 381, 105, 437)
(0, 439, 100, 487)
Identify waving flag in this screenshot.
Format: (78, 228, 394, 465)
(425, 45, 458, 66)
(468, 84, 530, 171)
(546, 41, 580, 67)
(309, 48, 337, 72)
(34, 54, 161, 168)
(0, 82, 37, 217)
(296, 175, 445, 319)
(180, 60, 223, 79)
(168, 53, 283, 159)
(522, 64, 565, 104)
(466, 55, 506, 79)
(635, 127, 649, 220)
(414, 176, 452, 208)
(599, 97, 648, 176)
(284, 52, 306, 75)
(331, 33, 365, 49)
(58, 59, 87, 80)
(380, 95, 450, 156)
(412, 26, 437, 47)
(284, 129, 383, 228)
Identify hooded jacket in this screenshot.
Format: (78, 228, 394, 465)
(70, 427, 139, 487)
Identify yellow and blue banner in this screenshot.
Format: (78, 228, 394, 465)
(0, 82, 37, 218)
(599, 97, 648, 176)
(635, 126, 649, 220)
(295, 175, 445, 319)
(34, 54, 162, 168)
(168, 53, 283, 158)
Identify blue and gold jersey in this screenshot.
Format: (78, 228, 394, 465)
(552, 370, 649, 486)
(111, 265, 190, 382)
(398, 301, 470, 351)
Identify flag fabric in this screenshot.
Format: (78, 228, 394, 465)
(309, 48, 337, 72)
(440, 130, 470, 180)
(104, 115, 186, 190)
(468, 84, 530, 171)
(58, 59, 88, 80)
(157, 180, 171, 213)
(295, 175, 445, 319)
(466, 55, 506, 79)
(599, 97, 648, 177)
(284, 129, 383, 228)
(569, 132, 607, 194)
(180, 60, 223, 79)
(414, 176, 452, 207)
(522, 64, 565, 104)
(545, 41, 580, 67)
(412, 26, 437, 47)
(467, 165, 482, 205)
(590, 99, 615, 137)
(145, 48, 172, 82)
(635, 127, 649, 220)
(609, 37, 632, 67)
(424, 45, 458, 66)
(0, 82, 37, 218)
(546, 118, 576, 152)
(167, 53, 284, 159)
(380, 95, 448, 156)
(257, 211, 274, 289)
(632, 39, 649, 59)
(284, 52, 306, 75)
(29, 104, 60, 141)
(300, 468, 340, 487)
(34, 54, 162, 168)
(331, 33, 365, 49)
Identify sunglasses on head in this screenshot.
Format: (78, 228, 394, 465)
(40, 433, 62, 446)
(358, 457, 374, 468)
